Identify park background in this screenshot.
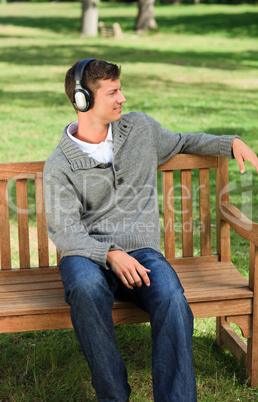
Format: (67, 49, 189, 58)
(0, 1, 258, 400)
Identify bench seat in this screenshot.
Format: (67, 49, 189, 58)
(0, 260, 252, 332)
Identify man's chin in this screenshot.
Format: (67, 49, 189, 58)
(113, 114, 123, 122)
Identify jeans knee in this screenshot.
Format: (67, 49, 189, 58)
(151, 285, 193, 327)
(65, 273, 113, 309)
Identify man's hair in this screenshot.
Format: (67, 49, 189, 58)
(65, 59, 121, 109)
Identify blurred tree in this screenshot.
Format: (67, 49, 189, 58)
(81, 0, 98, 37)
(135, 0, 158, 32)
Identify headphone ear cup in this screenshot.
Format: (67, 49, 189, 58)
(73, 88, 93, 112)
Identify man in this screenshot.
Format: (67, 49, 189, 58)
(43, 58, 258, 402)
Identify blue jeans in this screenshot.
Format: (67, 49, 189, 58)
(59, 248, 196, 402)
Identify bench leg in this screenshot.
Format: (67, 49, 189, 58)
(217, 315, 258, 387)
(246, 307, 258, 387)
(216, 316, 226, 347)
(246, 338, 258, 387)
(246, 242, 258, 387)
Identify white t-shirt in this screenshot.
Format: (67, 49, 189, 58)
(67, 120, 113, 163)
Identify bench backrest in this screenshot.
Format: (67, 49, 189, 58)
(0, 162, 59, 270)
(0, 155, 229, 271)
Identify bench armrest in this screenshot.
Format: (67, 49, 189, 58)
(220, 204, 258, 246)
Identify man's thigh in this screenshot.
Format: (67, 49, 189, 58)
(59, 255, 118, 304)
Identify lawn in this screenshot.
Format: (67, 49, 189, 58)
(0, 2, 258, 400)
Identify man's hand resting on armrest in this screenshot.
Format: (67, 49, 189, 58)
(232, 138, 258, 174)
(107, 250, 151, 290)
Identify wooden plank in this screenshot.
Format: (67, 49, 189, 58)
(0, 161, 45, 180)
(185, 289, 252, 304)
(0, 288, 65, 299)
(16, 179, 30, 268)
(0, 312, 72, 333)
(181, 281, 249, 291)
(0, 296, 69, 315)
(0, 305, 149, 333)
(190, 298, 252, 318)
(167, 255, 219, 266)
(1, 158, 217, 178)
(177, 270, 247, 282)
(216, 157, 231, 261)
(220, 323, 247, 361)
(175, 267, 247, 281)
(246, 243, 258, 387)
(163, 171, 175, 259)
(172, 260, 234, 272)
(199, 168, 211, 256)
(0, 266, 59, 277)
(181, 170, 193, 257)
(158, 154, 218, 171)
(0, 180, 12, 269)
(0, 272, 62, 285)
(0, 281, 63, 294)
(35, 175, 49, 267)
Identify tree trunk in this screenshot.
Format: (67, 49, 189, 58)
(81, 0, 98, 37)
(135, 0, 158, 33)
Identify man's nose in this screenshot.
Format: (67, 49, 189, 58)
(119, 92, 126, 103)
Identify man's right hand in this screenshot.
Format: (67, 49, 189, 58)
(106, 250, 151, 290)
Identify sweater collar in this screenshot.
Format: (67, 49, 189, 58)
(59, 116, 133, 171)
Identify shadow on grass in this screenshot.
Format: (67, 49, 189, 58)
(0, 8, 258, 37)
(155, 11, 258, 38)
(1, 43, 257, 71)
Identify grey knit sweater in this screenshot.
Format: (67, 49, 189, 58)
(43, 112, 236, 269)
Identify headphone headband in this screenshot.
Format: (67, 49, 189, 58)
(73, 58, 96, 112)
(74, 58, 95, 86)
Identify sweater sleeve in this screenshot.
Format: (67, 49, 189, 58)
(43, 162, 120, 269)
(144, 114, 239, 166)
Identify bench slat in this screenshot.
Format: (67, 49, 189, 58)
(158, 154, 218, 171)
(0, 288, 65, 299)
(0, 161, 45, 180)
(172, 260, 232, 272)
(0, 272, 61, 285)
(35, 175, 49, 267)
(191, 299, 252, 319)
(0, 281, 63, 294)
(163, 171, 175, 259)
(16, 179, 30, 268)
(0, 180, 11, 269)
(181, 170, 193, 257)
(199, 168, 211, 255)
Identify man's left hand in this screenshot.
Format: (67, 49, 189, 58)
(232, 138, 258, 174)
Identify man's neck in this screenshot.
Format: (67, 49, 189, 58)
(75, 115, 109, 144)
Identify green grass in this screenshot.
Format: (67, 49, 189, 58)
(0, 2, 258, 400)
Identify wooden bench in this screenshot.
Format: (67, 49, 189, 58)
(98, 21, 123, 38)
(0, 155, 257, 386)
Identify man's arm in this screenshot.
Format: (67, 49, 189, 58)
(232, 138, 258, 174)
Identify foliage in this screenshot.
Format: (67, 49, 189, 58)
(0, 2, 258, 400)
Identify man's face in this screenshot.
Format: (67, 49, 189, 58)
(91, 79, 126, 124)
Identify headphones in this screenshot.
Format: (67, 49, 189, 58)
(73, 58, 96, 112)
